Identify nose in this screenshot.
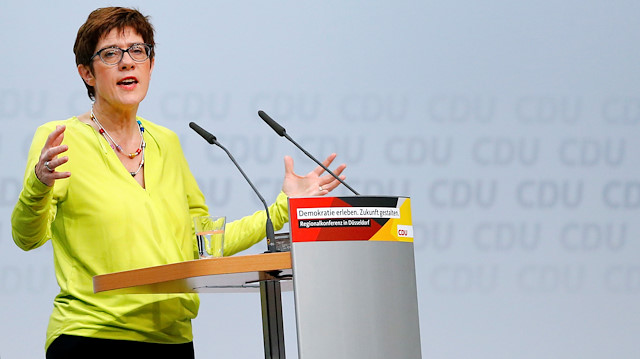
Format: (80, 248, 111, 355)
(119, 50, 136, 69)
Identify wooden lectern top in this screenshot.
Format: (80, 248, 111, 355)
(93, 252, 292, 294)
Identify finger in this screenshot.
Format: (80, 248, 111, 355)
(324, 171, 348, 188)
(36, 157, 71, 186)
(44, 125, 66, 148)
(283, 155, 294, 176)
(52, 171, 72, 180)
(42, 168, 72, 180)
(319, 164, 346, 186)
(324, 176, 346, 192)
(48, 156, 69, 170)
(43, 145, 69, 161)
(40, 126, 68, 163)
(330, 163, 347, 177)
(51, 125, 66, 147)
(312, 153, 337, 176)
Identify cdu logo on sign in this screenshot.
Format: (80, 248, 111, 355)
(397, 225, 414, 238)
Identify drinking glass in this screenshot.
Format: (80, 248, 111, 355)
(194, 216, 225, 259)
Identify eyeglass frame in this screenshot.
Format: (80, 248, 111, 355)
(89, 43, 154, 66)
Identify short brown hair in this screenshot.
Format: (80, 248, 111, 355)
(73, 7, 156, 100)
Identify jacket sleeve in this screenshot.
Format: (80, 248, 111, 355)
(223, 191, 289, 256)
(11, 125, 58, 251)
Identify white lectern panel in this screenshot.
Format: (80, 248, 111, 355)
(291, 240, 421, 359)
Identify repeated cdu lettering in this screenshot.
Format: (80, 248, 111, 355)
(517, 265, 585, 293)
(516, 180, 583, 209)
(385, 136, 452, 165)
(559, 138, 625, 167)
(515, 96, 581, 124)
(473, 222, 541, 252)
(429, 264, 499, 294)
(252, 92, 321, 122)
(604, 266, 640, 293)
(472, 137, 539, 166)
(429, 179, 497, 208)
(601, 97, 640, 124)
(412, 221, 454, 252)
(427, 95, 495, 123)
(340, 94, 408, 122)
(602, 181, 640, 209)
(560, 223, 626, 251)
(160, 92, 231, 121)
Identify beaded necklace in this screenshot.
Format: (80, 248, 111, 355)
(90, 109, 146, 177)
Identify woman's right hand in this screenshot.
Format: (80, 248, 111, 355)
(35, 125, 71, 187)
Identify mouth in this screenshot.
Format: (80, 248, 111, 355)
(117, 77, 139, 86)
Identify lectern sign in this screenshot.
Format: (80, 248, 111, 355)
(289, 196, 422, 358)
(288, 196, 413, 242)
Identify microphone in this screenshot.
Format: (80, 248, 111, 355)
(189, 122, 277, 252)
(189, 121, 216, 144)
(258, 110, 360, 196)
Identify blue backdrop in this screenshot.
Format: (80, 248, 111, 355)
(1, 1, 639, 358)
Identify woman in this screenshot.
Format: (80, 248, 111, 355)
(11, 7, 346, 358)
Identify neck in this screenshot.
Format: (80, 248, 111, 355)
(91, 107, 145, 159)
(91, 102, 140, 135)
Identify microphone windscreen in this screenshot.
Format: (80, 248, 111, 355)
(258, 110, 286, 136)
(189, 122, 217, 144)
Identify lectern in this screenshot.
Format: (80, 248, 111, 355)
(93, 196, 421, 359)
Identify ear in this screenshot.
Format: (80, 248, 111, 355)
(77, 64, 95, 86)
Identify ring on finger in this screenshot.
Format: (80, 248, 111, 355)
(44, 161, 54, 172)
(319, 185, 324, 192)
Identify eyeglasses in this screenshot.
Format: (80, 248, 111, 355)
(90, 43, 153, 65)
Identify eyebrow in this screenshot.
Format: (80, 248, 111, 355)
(99, 42, 145, 49)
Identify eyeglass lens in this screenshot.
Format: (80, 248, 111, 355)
(100, 44, 150, 65)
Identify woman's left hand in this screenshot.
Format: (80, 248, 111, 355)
(282, 153, 347, 197)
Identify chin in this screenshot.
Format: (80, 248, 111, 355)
(119, 93, 148, 106)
